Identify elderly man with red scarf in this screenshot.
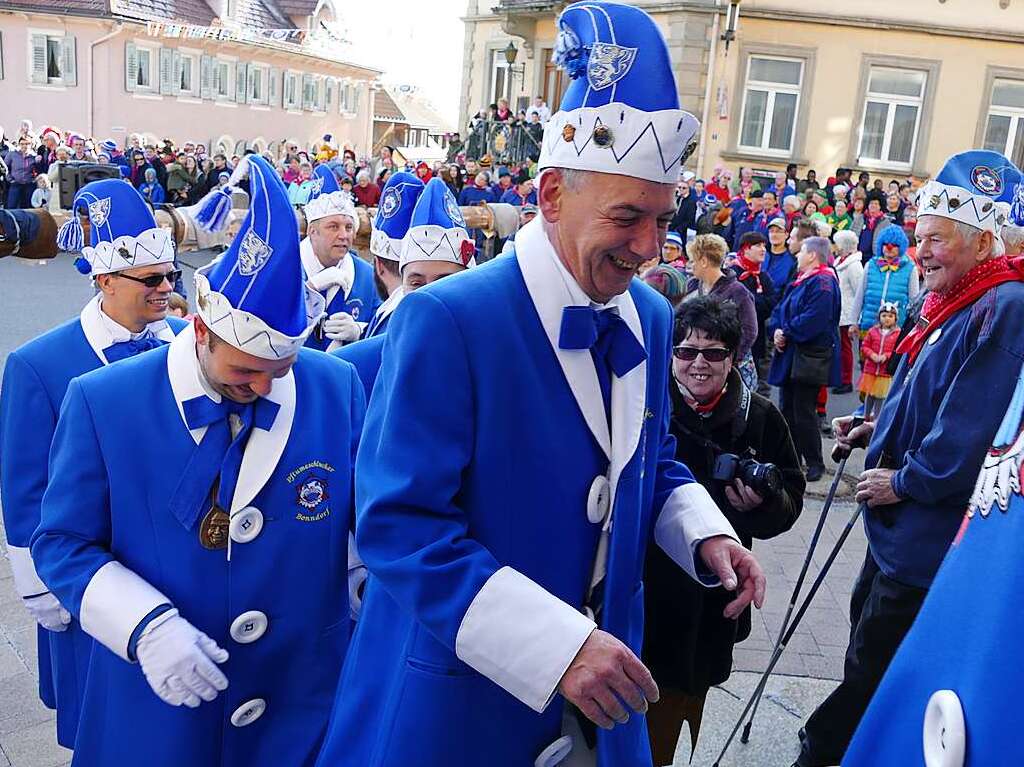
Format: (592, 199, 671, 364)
(794, 150, 1024, 767)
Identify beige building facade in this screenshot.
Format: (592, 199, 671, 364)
(461, 0, 1024, 181)
(0, 0, 380, 156)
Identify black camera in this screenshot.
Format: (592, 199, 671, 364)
(712, 453, 783, 499)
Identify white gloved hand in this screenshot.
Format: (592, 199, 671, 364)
(23, 592, 71, 632)
(136, 609, 229, 709)
(322, 312, 361, 343)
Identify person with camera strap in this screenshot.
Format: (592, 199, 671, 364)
(643, 296, 806, 765)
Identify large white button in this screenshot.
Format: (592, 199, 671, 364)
(587, 476, 611, 524)
(535, 735, 573, 767)
(230, 698, 266, 728)
(230, 610, 268, 644)
(230, 506, 264, 544)
(923, 689, 965, 767)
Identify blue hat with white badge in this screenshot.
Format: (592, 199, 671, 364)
(538, 1, 700, 184)
(400, 178, 474, 271)
(56, 178, 176, 276)
(917, 150, 1023, 241)
(371, 171, 425, 262)
(194, 154, 325, 359)
(304, 164, 359, 231)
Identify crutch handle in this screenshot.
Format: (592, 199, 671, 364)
(830, 416, 866, 462)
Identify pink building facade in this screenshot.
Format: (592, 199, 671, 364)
(0, 0, 381, 156)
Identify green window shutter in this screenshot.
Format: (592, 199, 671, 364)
(235, 62, 247, 104)
(30, 34, 47, 84)
(124, 41, 137, 92)
(158, 47, 173, 95)
(200, 54, 212, 99)
(61, 36, 77, 86)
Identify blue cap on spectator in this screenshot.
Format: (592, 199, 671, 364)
(99, 139, 117, 153)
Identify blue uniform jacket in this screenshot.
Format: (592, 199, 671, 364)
(304, 254, 381, 351)
(863, 281, 1024, 588)
(763, 249, 796, 303)
(844, 360, 1024, 766)
(766, 270, 842, 388)
(331, 334, 385, 402)
(31, 326, 365, 766)
(316, 220, 736, 767)
(0, 304, 184, 748)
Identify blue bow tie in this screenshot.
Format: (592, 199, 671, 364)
(558, 306, 647, 377)
(182, 394, 280, 433)
(102, 335, 166, 363)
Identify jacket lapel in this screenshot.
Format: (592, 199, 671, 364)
(607, 288, 646, 511)
(516, 220, 611, 458)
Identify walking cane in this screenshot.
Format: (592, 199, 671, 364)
(712, 420, 866, 766)
(738, 452, 850, 745)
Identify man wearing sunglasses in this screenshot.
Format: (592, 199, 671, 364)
(0, 179, 186, 749)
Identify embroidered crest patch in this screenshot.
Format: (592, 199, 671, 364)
(310, 175, 325, 196)
(88, 197, 112, 228)
(237, 229, 273, 276)
(587, 43, 638, 91)
(380, 186, 401, 219)
(444, 189, 466, 227)
(971, 166, 1001, 196)
(287, 460, 336, 522)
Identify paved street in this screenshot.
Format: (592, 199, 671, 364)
(0, 251, 867, 767)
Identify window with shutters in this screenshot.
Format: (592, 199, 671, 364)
(177, 51, 199, 97)
(132, 43, 160, 92)
(284, 71, 300, 110)
(249, 64, 268, 105)
(213, 59, 233, 100)
(29, 32, 76, 87)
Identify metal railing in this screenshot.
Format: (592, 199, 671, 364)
(464, 119, 543, 165)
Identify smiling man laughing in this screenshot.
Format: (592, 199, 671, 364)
(316, 4, 763, 767)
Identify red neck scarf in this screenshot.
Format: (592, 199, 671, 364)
(681, 382, 728, 414)
(896, 256, 1024, 365)
(794, 263, 832, 286)
(736, 252, 764, 293)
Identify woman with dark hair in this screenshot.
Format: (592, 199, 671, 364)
(644, 295, 804, 764)
(768, 236, 842, 481)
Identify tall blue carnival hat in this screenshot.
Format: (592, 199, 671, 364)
(304, 164, 360, 231)
(400, 177, 475, 271)
(538, 1, 700, 184)
(56, 178, 175, 276)
(194, 154, 325, 359)
(371, 171, 425, 262)
(916, 150, 1023, 245)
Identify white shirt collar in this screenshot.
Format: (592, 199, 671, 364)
(79, 293, 174, 364)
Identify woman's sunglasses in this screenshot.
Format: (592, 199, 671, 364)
(115, 269, 182, 288)
(673, 345, 732, 362)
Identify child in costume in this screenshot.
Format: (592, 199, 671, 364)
(858, 301, 899, 417)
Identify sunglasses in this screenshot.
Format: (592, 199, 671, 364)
(673, 345, 732, 362)
(115, 269, 181, 288)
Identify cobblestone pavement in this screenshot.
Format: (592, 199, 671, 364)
(0, 252, 868, 766)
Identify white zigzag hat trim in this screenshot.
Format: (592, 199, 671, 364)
(539, 102, 700, 184)
(916, 180, 1010, 238)
(194, 269, 326, 360)
(81, 227, 176, 275)
(370, 226, 402, 262)
(400, 224, 472, 270)
(305, 191, 360, 230)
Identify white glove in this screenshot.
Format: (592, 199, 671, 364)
(24, 592, 71, 632)
(136, 609, 229, 709)
(348, 565, 369, 621)
(323, 312, 361, 343)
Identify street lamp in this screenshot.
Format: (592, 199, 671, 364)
(502, 40, 525, 102)
(721, 0, 741, 52)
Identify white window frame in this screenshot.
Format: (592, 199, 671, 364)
(856, 66, 926, 172)
(213, 56, 236, 103)
(736, 55, 803, 157)
(284, 70, 302, 112)
(28, 28, 73, 88)
(133, 39, 160, 94)
(177, 48, 200, 99)
(249, 62, 268, 106)
(488, 48, 511, 105)
(984, 78, 1024, 161)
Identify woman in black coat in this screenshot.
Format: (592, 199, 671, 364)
(643, 296, 805, 765)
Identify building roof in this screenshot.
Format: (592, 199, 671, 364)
(109, 0, 215, 24)
(273, 0, 316, 17)
(373, 88, 405, 122)
(5, 0, 108, 15)
(386, 85, 456, 134)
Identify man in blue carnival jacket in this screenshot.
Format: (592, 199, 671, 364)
(31, 156, 365, 767)
(316, 4, 765, 767)
(1, 179, 186, 748)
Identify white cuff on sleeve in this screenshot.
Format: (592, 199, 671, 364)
(80, 561, 172, 661)
(7, 545, 48, 598)
(455, 566, 596, 713)
(655, 482, 738, 585)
